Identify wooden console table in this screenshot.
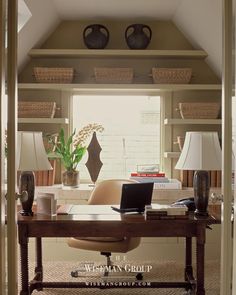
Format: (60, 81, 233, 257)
(17, 205, 219, 295)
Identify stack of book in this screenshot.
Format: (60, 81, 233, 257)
(129, 171, 182, 189)
(130, 172, 169, 183)
(145, 204, 188, 220)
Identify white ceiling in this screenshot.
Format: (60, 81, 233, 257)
(51, 0, 183, 20)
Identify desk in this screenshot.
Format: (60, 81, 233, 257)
(18, 205, 218, 295)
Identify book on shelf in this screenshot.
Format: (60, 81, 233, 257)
(130, 172, 165, 177)
(187, 170, 194, 187)
(180, 170, 188, 187)
(154, 179, 182, 189)
(210, 171, 217, 187)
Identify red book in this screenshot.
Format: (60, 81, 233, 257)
(130, 172, 165, 177)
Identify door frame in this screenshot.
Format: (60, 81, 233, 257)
(6, 0, 18, 294)
(0, 0, 6, 294)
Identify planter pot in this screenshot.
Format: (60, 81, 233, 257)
(62, 170, 80, 187)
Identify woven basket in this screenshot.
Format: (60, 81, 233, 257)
(152, 68, 192, 84)
(34, 67, 74, 83)
(94, 67, 133, 84)
(18, 101, 56, 118)
(177, 102, 220, 119)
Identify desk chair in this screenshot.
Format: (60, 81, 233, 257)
(67, 179, 141, 278)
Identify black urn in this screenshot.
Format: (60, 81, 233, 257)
(83, 24, 109, 49)
(125, 24, 152, 49)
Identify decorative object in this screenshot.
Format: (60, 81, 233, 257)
(37, 193, 57, 216)
(137, 164, 159, 173)
(34, 67, 74, 83)
(85, 132, 103, 184)
(17, 132, 52, 216)
(94, 67, 133, 84)
(125, 24, 152, 49)
(174, 136, 185, 151)
(50, 124, 104, 187)
(151, 68, 192, 84)
(177, 102, 221, 119)
(175, 132, 222, 216)
(83, 24, 109, 49)
(18, 101, 57, 118)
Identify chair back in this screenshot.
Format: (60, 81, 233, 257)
(88, 179, 136, 205)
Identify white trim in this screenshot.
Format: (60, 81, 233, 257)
(221, 0, 233, 294)
(7, 0, 18, 293)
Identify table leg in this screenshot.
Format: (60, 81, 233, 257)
(34, 237, 43, 290)
(185, 237, 193, 280)
(18, 225, 30, 295)
(196, 225, 206, 295)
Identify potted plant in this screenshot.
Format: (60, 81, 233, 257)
(49, 123, 104, 187)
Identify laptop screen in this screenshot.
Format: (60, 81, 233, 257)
(120, 182, 154, 212)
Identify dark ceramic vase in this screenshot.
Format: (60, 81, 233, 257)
(125, 24, 152, 49)
(83, 24, 109, 49)
(193, 170, 210, 216)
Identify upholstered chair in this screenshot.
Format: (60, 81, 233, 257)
(67, 179, 141, 277)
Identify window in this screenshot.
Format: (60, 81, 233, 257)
(72, 95, 161, 180)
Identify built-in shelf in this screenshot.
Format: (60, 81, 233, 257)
(18, 83, 221, 93)
(164, 152, 181, 158)
(164, 118, 222, 125)
(18, 118, 69, 124)
(29, 49, 208, 59)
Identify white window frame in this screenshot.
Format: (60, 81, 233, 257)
(69, 90, 166, 182)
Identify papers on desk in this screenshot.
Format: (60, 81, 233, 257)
(57, 205, 119, 215)
(56, 204, 73, 215)
(57, 204, 188, 219)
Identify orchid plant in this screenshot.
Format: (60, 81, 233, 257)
(49, 123, 104, 172)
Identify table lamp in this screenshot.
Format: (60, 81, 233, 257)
(175, 131, 222, 216)
(17, 131, 52, 216)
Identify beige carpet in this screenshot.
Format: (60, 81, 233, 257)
(26, 260, 220, 295)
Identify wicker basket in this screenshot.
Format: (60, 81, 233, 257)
(177, 102, 221, 119)
(152, 68, 192, 84)
(18, 101, 56, 118)
(34, 67, 74, 83)
(94, 67, 133, 84)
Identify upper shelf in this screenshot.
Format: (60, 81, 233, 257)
(28, 49, 208, 59)
(18, 118, 69, 124)
(18, 83, 221, 93)
(164, 118, 222, 125)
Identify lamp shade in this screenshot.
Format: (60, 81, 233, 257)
(175, 131, 222, 171)
(17, 131, 52, 171)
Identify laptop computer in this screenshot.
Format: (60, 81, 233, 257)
(111, 182, 154, 213)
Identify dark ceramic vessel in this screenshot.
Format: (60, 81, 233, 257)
(83, 24, 109, 49)
(125, 24, 152, 49)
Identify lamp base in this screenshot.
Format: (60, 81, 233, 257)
(194, 209, 209, 217)
(19, 209, 33, 217)
(193, 170, 210, 216)
(19, 171, 35, 216)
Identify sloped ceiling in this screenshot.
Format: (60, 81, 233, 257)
(18, 0, 60, 72)
(173, 0, 222, 78)
(18, 0, 222, 78)
(51, 0, 183, 20)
